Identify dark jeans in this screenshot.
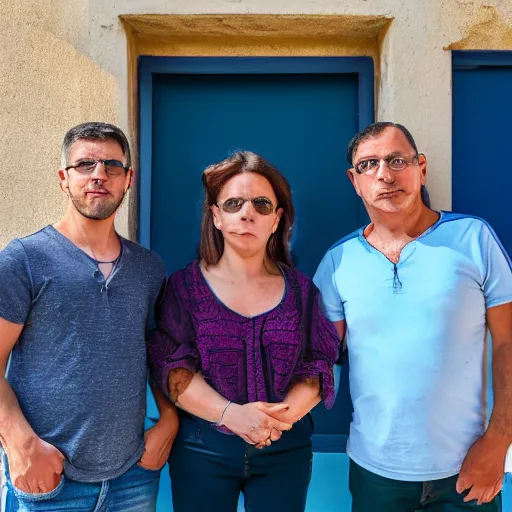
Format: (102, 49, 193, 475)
(169, 412, 313, 512)
(349, 460, 502, 512)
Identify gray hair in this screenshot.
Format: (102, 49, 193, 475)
(61, 122, 131, 168)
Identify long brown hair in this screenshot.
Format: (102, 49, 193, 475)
(200, 151, 295, 267)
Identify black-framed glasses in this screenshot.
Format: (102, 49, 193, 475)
(354, 154, 419, 175)
(215, 196, 276, 215)
(65, 159, 129, 177)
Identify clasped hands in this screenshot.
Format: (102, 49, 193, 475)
(220, 401, 294, 449)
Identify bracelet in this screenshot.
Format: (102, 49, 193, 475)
(216, 401, 232, 426)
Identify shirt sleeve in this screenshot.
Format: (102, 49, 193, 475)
(0, 240, 33, 325)
(313, 249, 345, 322)
(294, 283, 341, 409)
(479, 222, 512, 309)
(147, 272, 200, 401)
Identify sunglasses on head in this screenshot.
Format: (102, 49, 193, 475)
(215, 196, 276, 215)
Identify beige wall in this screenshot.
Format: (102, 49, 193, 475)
(1, 0, 511, 248)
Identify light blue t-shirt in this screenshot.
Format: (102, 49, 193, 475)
(314, 212, 512, 481)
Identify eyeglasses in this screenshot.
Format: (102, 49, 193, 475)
(215, 197, 276, 215)
(354, 154, 419, 175)
(65, 159, 129, 177)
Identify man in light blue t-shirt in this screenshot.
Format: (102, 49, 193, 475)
(314, 122, 512, 511)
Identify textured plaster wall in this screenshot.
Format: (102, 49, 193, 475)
(1, 0, 511, 248)
(0, 0, 123, 248)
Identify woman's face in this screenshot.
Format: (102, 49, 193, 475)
(211, 172, 283, 259)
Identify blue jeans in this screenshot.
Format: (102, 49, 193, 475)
(169, 412, 313, 512)
(1, 457, 161, 512)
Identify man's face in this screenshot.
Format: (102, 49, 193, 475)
(59, 138, 133, 221)
(347, 127, 427, 214)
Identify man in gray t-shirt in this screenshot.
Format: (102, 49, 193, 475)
(0, 123, 178, 511)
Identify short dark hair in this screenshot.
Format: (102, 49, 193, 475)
(61, 122, 131, 168)
(200, 151, 295, 268)
(346, 122, 419, 166)
(347, 122, 432, 208)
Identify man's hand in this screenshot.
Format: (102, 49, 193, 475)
(7, 436, 64, 494)
(456, 432, 509, 505)
(138, 414, 179, 471)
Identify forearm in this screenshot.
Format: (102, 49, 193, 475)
(0, 377, 37, 454)
(150, 383, 178, 423)
(487, 343, 512, 441)
(174, 372, 229, 424)
(275, 379, 321, 424)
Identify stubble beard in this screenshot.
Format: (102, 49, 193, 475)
(68, 189, 127, 221)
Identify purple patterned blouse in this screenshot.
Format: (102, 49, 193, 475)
(149, 260, 339, 409)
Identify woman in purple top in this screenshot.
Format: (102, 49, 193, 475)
(148, 151, 339, 512)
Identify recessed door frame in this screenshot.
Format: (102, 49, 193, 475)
(452, 50, 512, 69)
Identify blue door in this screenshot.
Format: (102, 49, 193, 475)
(140, 57, 374, 511)
(453, 53, 512, 254)
(452, 51, 512, 509)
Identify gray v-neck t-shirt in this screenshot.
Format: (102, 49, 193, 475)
(0, 226, 166, 482)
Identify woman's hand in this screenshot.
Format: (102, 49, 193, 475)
(267, 379, 321, 425)
(222, 402, 292, 446)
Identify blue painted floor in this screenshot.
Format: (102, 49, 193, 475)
(156, 453, 351, 511)
(156, 455, 512, 511)
(504, 474, 512, 512)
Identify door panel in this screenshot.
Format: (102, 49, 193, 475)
(453, 66, 512, 254)
(151, 72, 359, 439)
(453, 55, 512, 510)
